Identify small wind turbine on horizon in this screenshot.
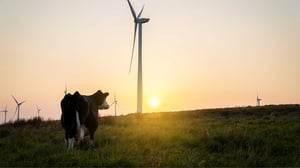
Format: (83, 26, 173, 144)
(0, 105, 8, 124)
(111, 93, 118, 117)
(36, 105, 41, 118)
(64, 83, 68, 95)
(11, 95, 25, 121)
(257, 93, 262, 106)
(127, 0, 150, 113)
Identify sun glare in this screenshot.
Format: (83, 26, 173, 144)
(150, 98, 159, 108)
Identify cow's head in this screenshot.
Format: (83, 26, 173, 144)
(95, 90, 110, 110)
(60, 93, 78, 149)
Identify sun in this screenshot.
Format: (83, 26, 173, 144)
(150, 98, 159, 108)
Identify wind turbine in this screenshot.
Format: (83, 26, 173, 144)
(11, 95, 25, 121)
(256, 93, 262, 106)
(64, 83, 68, 95)
(0, 105, 8, 124)
(36, 105, 41, 118)
(111, 93, 118, 117)
(127, 0, 150, 113)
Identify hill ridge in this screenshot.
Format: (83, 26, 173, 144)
(0, 104, 299, 166)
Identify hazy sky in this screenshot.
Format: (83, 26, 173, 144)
(0, 0, 299, 123)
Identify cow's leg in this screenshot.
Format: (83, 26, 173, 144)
(76, 111, 84, 143)
(79, 127, 84, 140)
(67, 137, 75, 149)
(65, 132, 68, 146)
(76, 111, 91, 142)
(84, 111, 98, 148)
(65, 132, 75, 149)
(89, 132, 95, 148)
(79, 125, 89, 140)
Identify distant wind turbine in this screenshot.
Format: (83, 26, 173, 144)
(127, 0, 150, 113)
(257, 93, 262, 106)
(64, 83, 68, 95)
(11, 95, 25, 121)
(111, 92, 118, 117)
(36, 105, 41, 118)
(0, 105, 8, 124)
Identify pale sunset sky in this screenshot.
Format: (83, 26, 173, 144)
(0, 0, 299, 123)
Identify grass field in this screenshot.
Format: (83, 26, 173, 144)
(0, 104, 299, 167)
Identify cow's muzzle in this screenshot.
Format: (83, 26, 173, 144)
(99, 100, 110, 109)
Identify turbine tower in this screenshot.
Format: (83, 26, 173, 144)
(12, 95, 25, 121)
(36, 105, 41, 118)
(0, 105, 8, 124)
(127, 0, 150, 113)
(256, 93, 262, 106)
(111, 92, 118, 117)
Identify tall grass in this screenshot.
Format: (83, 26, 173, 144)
(0, 105, 299, 166)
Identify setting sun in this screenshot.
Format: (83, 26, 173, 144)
(150, 98, 159, 108)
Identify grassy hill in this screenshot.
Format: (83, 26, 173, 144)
(0, 104, 299, 167)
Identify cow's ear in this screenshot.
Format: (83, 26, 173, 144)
(104, 92, 109, 97)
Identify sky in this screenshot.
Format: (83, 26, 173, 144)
(0, 0, 299, 123)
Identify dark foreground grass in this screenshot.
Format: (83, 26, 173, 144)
(0, 104, 299, 167)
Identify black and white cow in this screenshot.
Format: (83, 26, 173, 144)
(61, 90, 109, 149)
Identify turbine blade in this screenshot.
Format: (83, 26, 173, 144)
(127, 0, 137, 19)
(11, 95, 18, 104)
(138, 5, 144, 18)
(129, 23, 137, 74)
(20, 101, 26, 105)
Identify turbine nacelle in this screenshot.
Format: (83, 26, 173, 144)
(136, 18, 150, 24)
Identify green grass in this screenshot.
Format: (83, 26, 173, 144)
(0, 105, 299, 167)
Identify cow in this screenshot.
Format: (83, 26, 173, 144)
(61, 90, 109, 149)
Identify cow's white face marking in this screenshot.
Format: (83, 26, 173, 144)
(99, 98, 109, 109)
(67, 138, 75, 149)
